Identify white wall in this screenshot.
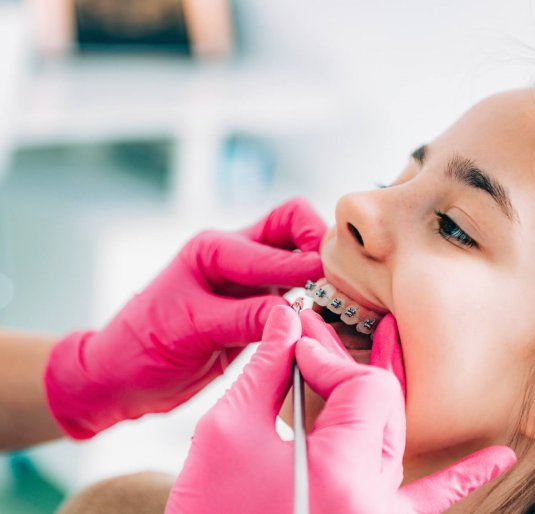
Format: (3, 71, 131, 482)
(233, 0, 535, 210)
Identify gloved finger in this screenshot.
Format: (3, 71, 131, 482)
(296, 337, 401, 428)
(217, 305, 301, 419)
(397, 445, 517, 514)
(297, 337, 403, 476)
(299, 308, 354, 362)
(241, 197, 328, 252)
(194, 231, 323, 289)
(369, 313, 407, 398)
(204, 294, 289, 346)
(379, 388, 406, 492)
(368, 314, 408, 484)
(219, 346, 247, 369)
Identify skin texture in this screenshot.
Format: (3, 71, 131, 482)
(0, 330, 63, 450)
(281, 88, 535, 512)
(56, 471, 174, 514)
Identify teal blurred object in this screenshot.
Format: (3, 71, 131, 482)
(0, 453, 64, 514)
(217, 135, 275, 206)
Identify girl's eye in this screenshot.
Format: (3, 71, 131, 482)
(434, 210, 478, 249)
(374, 184, 478, 249)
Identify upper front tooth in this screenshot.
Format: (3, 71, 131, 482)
(304, 280, 318, 298)
(305, 277, 326, 298)
(356, 318, 376, 335)
(341, 305, 360, 325)
(314, 283, 335, 306)
(327, 293, 347, 315)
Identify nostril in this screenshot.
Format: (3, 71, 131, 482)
(347, 222, 364, 246)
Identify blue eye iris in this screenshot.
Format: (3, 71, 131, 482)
(434, 210, 477, 248)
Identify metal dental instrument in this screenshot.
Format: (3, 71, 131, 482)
(291, 297, 309, 514)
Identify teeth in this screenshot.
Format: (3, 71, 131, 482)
(356, 318, 376, 335)
(341, 305, 360, 325)
(305, 278, 384, 334)
(315, 283, 335, 306)
(326, 295, 346, 315)
(304, 280, 318, 297)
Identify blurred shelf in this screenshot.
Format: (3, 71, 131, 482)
(10, 56, 346, 210)
(15, 58, 343, 143)
(0, 3, 351, 211)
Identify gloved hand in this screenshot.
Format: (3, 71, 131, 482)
(165, 305, 517, 514)
(44, 197, 326, 439)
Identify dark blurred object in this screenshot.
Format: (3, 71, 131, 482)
(27, 0, 234, 58)
(75, 0, 191, 53)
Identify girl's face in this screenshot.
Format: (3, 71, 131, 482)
(320, 89, 535, 460)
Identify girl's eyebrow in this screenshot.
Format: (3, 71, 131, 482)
(410, 144, 519, 225)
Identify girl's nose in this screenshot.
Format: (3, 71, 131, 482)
(335, 191, 395, 262)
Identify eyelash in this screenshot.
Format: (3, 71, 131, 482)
(434, 210, 477, 249)
(374, 183, 478, 249)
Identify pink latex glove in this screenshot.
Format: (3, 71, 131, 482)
(165, 306, 517, 514)
(44, 197, 326, 439)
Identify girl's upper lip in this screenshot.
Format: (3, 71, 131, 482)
(323, 269, 389, 315)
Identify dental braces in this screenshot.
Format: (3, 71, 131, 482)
(305, 280, 378, 336)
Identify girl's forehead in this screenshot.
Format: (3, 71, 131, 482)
(434, 89, 535, 189)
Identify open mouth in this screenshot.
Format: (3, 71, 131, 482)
(305, 278, 387, 365)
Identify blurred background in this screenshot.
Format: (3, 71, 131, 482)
(1, 0, 535, 511)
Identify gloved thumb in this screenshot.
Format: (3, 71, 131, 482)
(208, 294, 288, 346)
(219, 305, 301, 420)
(398, 445, 517, 514)
(296, 336, 404, 480)
(369, 313, 406, 398)
(295, 335, 362, 400)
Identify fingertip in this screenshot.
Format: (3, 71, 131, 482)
(295, 336, 326, 372)
(369, 313, 406, 398)
(271, 251, 324, 286)
(247, 295, 286, 332)
(296, 334, 341, 363)
(261, 295, 288, 315)
(268, 302, 296, 317)
(302, 254, 325, 281)
(295, 336, 356, 399)
(212, 295, 286, 346)
(300, 309, 352, 362)
(505, 446, 518, 465)
(299, 308, 324, 323)
(490, 445, 518, 475)
(297, 335, 323, 351)
(262, 303, 301, 346)
(298, 335, 320, 351)
(295, 337, 329, 399)
(300, 308, 344, 341)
